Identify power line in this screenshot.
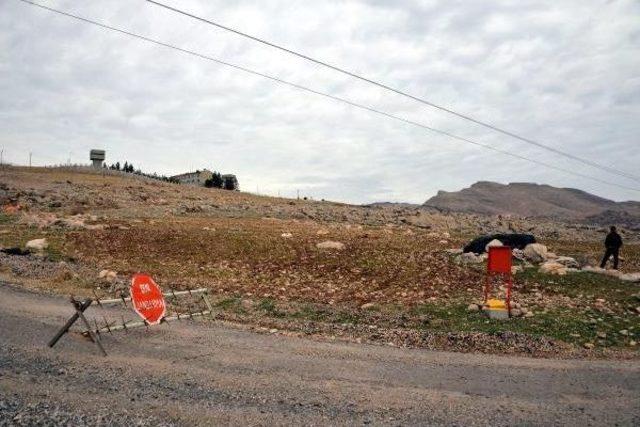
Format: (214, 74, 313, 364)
(15, 0, 640, 194)
(146, 0, 640, 184)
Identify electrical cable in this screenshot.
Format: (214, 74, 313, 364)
(15, 0, 640, 193)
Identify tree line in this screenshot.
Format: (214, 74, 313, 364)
(104, 161, 179, 183)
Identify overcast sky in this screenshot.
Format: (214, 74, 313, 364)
(1, 0, 639, 203)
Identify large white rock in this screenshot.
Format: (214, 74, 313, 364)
(539, 261, 568, 275)
(485, 239, 503, 252)
(524, 243, 548, 263)
(582, 266, 622, 278)
(316, 241, 345, 250)
(25, 238, 48, 251)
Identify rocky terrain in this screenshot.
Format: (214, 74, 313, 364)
(1, 166, 639, 357)
(424, 181, 640, 228)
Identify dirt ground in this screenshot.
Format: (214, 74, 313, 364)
(1, 283, 639, 426)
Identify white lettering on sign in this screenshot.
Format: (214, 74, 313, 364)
(137, 299, 165, 309)
(140, 283, 151, 293)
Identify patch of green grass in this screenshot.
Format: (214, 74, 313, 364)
(0, 213, 16, 224)
(516, 269, 637, 303)
(409, 302, 639, 348)
(216, 297, 241, 310)
(257, 298, 286, 318)
(289, 305, 330, 322)
(45, 246, 65, 262)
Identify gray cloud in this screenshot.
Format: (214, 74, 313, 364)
(1, 0, 639, 203)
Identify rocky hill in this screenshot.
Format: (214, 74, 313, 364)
(424, 181, 640, 228)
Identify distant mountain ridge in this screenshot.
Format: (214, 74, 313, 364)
(424, 181, 640, 227)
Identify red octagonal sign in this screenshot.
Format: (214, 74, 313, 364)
(130, 273, 166, 325)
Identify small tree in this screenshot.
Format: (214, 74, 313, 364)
(205, 172, 224, 188)
(115, 161, 121, 171)
(212, 172, 224, 188)
(123, 162, 129, 173)
(223, 176, 236, 190)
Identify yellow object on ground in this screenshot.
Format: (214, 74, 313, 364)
(486, 299, 507, 309)
(484, 299, 509, 319)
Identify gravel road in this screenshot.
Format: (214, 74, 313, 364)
(1, 282, 639, 426)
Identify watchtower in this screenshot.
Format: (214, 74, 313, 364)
(90, 149, 105, 168)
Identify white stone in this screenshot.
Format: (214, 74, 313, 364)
(555, 256, 580, 269)
(512, 248, 526, 261)
(281, 232, 293, 239)
(455, 252, 483, 264)
(485, 239, 503, 252)
(316, 241, 345, 250)
(467, 303, 480, 312)
(445, 248, 463, 255)
(523, 243, 548, 263)
(360, 302, 376, 310)
(25, 238, 48, 251)
(98, 269, 117, 282)
(620, 273, 640, 283)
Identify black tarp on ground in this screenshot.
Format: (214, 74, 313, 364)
(463, 233, 536, 254)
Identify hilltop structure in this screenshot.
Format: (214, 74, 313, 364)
(89, 149, 105, 168)
(170, 169, 213, 186)
(170, 170, 240, 190)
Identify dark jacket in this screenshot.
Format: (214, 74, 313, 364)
(605, 231, 623, 249)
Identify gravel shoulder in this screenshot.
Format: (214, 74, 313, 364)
(1, 282, 639, 426)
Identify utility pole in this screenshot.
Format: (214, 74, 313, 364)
(0, 147, 3, 166)
(296, 189, 300, 200)
(29, 151, 32, 167)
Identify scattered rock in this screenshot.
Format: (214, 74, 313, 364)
(25, 238, 48, 251)
(316, 229, 330, 235)
(512, 248, 526, 261)
(523, 243, 548, 263)
(445, 248, 463, 255)
(360, 302, 376, 310)
(583, 343, 595, 349)
(316, 241, 345, 250)
(98, 269, 117, 282)
(281, 232, 293, 239)
(466, 303, 480, 312)
(597, 331, 607, 339)
(554, 256, 580, 269)
(455, 252, 483, 264)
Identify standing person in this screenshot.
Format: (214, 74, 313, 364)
(600, 226, 623, 269)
